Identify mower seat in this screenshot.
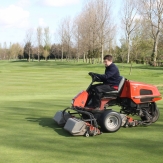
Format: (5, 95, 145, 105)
(103, 77, 125, 97)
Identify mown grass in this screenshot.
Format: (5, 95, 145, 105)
(0, 60, 163, 163)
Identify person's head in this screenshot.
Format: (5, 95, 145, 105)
(103, 55, 113, 67)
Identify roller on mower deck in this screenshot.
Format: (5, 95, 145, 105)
(53, 73, 162, 137)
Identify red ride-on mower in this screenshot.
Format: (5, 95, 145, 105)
(53, 73, 162, 137)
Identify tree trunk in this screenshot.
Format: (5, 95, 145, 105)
(38, 49, 40, 62)
(91, 58, 94, 64)
(152, 35, 159, 66)
(61, 46, 63, 61)
(86, 52, 88, 63)
(77, 52, 79, 63)
(129, 61, 133, 75)
(83, 52, 85, 63)
(101, 44, 103, 63)
(89, 58, 91, 64)
(77, 34, 79, 63)
(127, 36, 130, 64)
(28, 50, 30, 62)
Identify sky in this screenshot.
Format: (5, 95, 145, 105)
(0, 0, 122, 47)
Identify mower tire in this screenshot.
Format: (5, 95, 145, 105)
(152, 107, 160, 123)
(100, 110, 122, 132)
(141, 102, 160, 123)
(151, 103, 160, 123)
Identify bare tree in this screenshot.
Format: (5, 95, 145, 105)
(36, 27, 43, 62)
(84, 0, 101, 63)
(96, 0, 115, 62)
(139, 0, 163, 64)
(74, 0, 115, 63)
(63, 17, 73, 61)
(58, 19, 66, 61)
(43, 27, 51, 61)
(24, 29, 33, 62)
(3, 42, 7, 60)
(121, 0, 139, 63)
(8, 42, 12, 60)
(73, 15, 83, 62)
(76, 12, 90, 63)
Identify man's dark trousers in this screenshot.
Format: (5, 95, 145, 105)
(90, 84, 115, 108)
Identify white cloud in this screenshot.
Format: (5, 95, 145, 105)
(40, 0, 79, 7)
(38, 18, 47, 27)
(0, 5, 30, 28)
(17, 0, 30, 7)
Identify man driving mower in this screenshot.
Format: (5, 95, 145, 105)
(89, 55, 122, 110)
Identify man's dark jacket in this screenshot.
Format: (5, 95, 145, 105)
(96, 63, 122, 86)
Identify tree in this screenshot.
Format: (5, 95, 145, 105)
(139, 0, 163, 64)
(24, 42, 32, 60)
(130, 20, 153, 62)
(75, 12, 89, 63)
(36, 27, 43, 62)
(63, 17, 73, 61)
(58, 19, 67, 61)
(95, 0, 115, 62)
(72, 0, 115, 63)
(121, 0, 139, 63)
(81, 0, 101, 63)
(51, 44, 62, 60)
(3, 42, 6, 60)
(73, 16, 82, 62)
(43, 27, 51, 61)
(10, 43, 23, 59)
(24, 29, 33, 62)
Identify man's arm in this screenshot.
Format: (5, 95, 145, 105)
(96, 66, 117, 80)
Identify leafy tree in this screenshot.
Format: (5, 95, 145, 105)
(24, 42, 33, 61)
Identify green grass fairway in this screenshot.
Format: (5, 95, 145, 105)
(0, 61, 163, 163)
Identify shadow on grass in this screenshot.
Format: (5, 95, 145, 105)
(26, 117, 72, 137)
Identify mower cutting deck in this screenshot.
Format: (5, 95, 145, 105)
(53, 73, 162, 137)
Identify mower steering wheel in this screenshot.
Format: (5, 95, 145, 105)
(88, 72, 101, 82)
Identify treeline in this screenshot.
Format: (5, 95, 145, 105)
(0, 0, 163, 66)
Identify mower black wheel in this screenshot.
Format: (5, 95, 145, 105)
(100, 110, 122, 132)
(141, 102, 160, 123)
(152, 107, 160, 123)
(151, 103, 160, 123)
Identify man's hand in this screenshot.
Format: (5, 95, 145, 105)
(88, 72, 101, 82)
(88, 72, 94, 76)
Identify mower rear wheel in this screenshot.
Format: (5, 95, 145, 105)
(100, 111, 122, 132)
(151, 103, 160, 123)
(141, 102, 160, 123)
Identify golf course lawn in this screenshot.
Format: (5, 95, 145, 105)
(0, 60, 163, 163)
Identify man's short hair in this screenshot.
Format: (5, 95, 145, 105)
(103, 55, 112, 61)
